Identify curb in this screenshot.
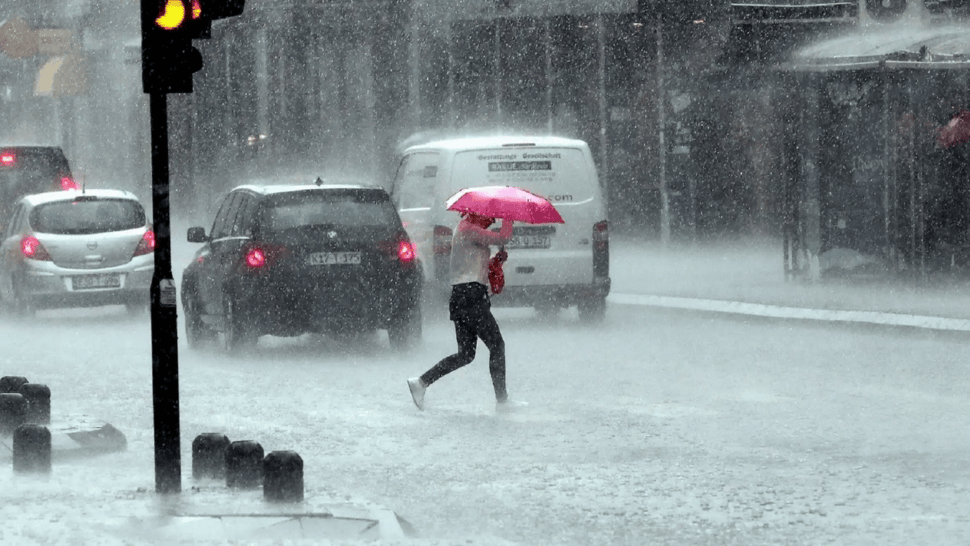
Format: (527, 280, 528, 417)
(0, 414, 126, 460)
(608, 293, 970, 333)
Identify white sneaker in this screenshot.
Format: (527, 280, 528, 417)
(496, 399, 528, 413)
(407, 377, 426, 411)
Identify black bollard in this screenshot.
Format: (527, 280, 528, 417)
(263, 451, 304, 502)
(192, 433, 231, 480)
(0, 376, 28, 394)
(226, 440, 264, 489)
(13, 424, 51, 473)
(0, 393, 27, 436)
(19, 383, 50, 425)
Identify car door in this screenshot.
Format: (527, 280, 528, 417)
(198, 191, 246, 315)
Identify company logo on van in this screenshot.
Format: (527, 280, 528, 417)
(546, 194, 574, 202)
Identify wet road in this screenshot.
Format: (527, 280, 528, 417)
(0, 300, 968, 545)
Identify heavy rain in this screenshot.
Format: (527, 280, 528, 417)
(2, 0, 970, 544)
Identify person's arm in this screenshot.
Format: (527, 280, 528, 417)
(465, 219, 514, 246)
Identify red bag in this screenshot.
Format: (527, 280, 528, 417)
(488, 247, 508, 295)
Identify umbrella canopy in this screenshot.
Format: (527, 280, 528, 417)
(938, 110, 970, 149)
(445, 186, 565, 224)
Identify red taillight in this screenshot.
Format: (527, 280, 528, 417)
(397, 240, 416, 263)
(245, 248, 267, 269)
(133, 230, 156, 257)
(21, 236, 52, 261)
(60, 176, 79, 190)
(0, 152, 15, 167)
(433, 225, 453, 255)
(592, 220, 609, 250)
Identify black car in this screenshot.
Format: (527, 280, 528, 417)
(180, 180, 423, 351)
(0, 146, 77, 233)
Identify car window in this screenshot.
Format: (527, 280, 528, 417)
(210, 192, 242, 239)
(260, 190, 399, 232)
(393, 152, 440, 210)
(6, 203, 25, 234)
(229, 193, 257, 237)
(30, 199, 146, 235)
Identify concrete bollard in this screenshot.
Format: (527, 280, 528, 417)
(19, 383, 50, 425)
(226, 440, 264, 489)
(0, 376, 28, 394)
(0, 393, 28, 436)
(263, 451, 304, 502)
(12, 424, 51, 473)
(192, 433, 231, 480)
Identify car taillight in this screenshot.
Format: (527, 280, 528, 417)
(21, 236, 52, 261)
(433, 225, 453, 255)
(245, 248, 266, 269)
(133, 230, 156, 257)
(0, 152, 14, 167)
(592, 220, 609, 278)
(60, 176, 79, 190)
(398, 240, 416, 263)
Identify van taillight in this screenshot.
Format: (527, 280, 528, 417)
(433, 225, 453, 255)
(133, 230, 156, 257)
(60, 176, 80, 190)
(245, 248, 267, 269)
(592, 221, 609, 279)
(0, 152, 15, 166)
(21, 236, 52, 261)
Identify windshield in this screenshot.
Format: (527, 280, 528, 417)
(30, 199, 146, 235)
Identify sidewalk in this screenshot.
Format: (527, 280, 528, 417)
(608, 234, 970, 332)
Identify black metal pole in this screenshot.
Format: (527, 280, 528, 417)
(149, 91, 181, 494)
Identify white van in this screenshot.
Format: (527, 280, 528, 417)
(390, 135, 610, 322)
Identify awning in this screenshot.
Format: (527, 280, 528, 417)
(34, 54, 86, 96)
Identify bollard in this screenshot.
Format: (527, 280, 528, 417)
(19, 383, 50, 425)
(226, 440, 264, 489)
(263, 451, 304, 502)
(13, 424, 51, 473)
(0, 376, 28, 394)
(192, 433, 230, 480)
(0, 393, 27, 436)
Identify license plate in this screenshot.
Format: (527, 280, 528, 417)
(73, 274, 121, 290)
(507, 235, 550, 249)
(308, 251, 361, 265)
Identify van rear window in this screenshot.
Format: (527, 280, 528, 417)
(452, 148, 593, 204)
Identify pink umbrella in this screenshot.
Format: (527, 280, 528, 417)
(445, 186, 565, 224)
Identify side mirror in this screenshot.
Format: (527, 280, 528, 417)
(187, 227, 207, 243)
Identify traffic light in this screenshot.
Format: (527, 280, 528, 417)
(140, 0, 245, 94)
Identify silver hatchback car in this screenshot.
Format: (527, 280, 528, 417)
(0, 189, 154, 315)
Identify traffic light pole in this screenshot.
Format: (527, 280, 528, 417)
(148, 91, 182, 495)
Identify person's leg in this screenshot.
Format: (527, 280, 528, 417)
(419, 318, 477, 386)
(474, 309, 507, 402)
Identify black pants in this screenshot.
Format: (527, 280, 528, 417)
(420, 283, 507, 402)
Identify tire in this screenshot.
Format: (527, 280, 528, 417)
(184, 288, 216, 349)
(223, 294, 256, 352)
(577, 296, 606, 324)
(388, 303, 422, 351)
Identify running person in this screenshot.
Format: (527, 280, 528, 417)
(407, 212, 524, 411)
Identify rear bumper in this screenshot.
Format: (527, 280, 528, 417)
(19, 262, 153, 309)
(489, 277, 611, 308)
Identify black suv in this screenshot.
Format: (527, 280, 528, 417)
(0, 146, 77, 232)
(180, 180, 423, 351)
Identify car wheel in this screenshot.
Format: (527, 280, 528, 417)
(577, 295, 606, 324)
(388, 303, 422, 351)
(223, 293, 255, 352)
(184, 288, 216, 349)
